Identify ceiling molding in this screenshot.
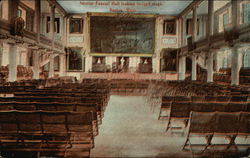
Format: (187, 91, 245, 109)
(178, 0, 202, 18)
(48, 0, 67, 16)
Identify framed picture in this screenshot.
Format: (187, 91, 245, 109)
(67, 48, 83, 71)
(163, 20, 176, 35)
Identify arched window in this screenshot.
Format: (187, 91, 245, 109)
(243, 50, 249, 68)
(222, 56, 228, 68)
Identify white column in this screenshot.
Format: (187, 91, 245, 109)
(191, 55, 197, 80)
(8, 45, 18, 82)
(207, 0, 214, 37)
(230, 0, 240, 85)
(231, 46, 240, 85)
(2, 43, 9, 66)
(178, 56, 186, 80)
(49, 53, 55, 78)
(152, 56, 160, 73)
(35, 0, 41, 42)
(207, 51, 214, 82)
(192, 6, 197, 42)
(59, 54, 65, 76)
(16, 49, 21, 66)
(85, 55, 92, 73)
(33, 50, 40, 79)
(50, 5, 55, 46)
(129, 57, 137, 73)
(105, 56, 112, 68)
(62, 16, 67, 45)
(182, 17, 186, 46)
(231, 0, 240, 27)
(215, 52, 220, 71)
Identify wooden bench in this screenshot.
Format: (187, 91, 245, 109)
(166, 102, 249, 133)
(183, 111, 250, 153)
(0, 110, 94, 157)
(159, 95, 250, 120)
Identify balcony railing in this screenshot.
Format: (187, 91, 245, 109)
(23, 29, 37, 41)
(0, 19, 11, 31)
(180, 24, 250, 55)
(40, 34, 53, 47)
(54, 40, 64, 50)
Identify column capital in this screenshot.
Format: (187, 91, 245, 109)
(59, 53, 66, 57)
(49, 3, 56, 9)
(48, 51, 55, 55)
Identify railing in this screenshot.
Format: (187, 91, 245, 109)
(0, 19, 11, 31)
(23, 29, 37, 41)
(40, 34, 53, 47)
(180, 24, 250, 55)
(0, 19, 64, 52)
(54, 41, 64, 50)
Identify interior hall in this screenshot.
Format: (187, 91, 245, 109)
(0, 0, 250, 157)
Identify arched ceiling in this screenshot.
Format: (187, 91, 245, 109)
(57, 0, 193, 15)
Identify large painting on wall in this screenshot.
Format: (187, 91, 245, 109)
(67, 48, 83, 71)
(90, 16, 155, 54)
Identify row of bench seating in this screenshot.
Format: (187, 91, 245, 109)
(183, 111, 250, 153)
(109, 79, 149, 95)
(146, 80, 232, 112)
(143, 77, 250, 156)
(211, 68, 250, 85)
(158, 95, 248, 120)
(0, 79, 111, 157)
(165, 101, 250, 132)
(240, 68, 250, 85)
(0, 110, 94, 157)
(156, 94, 250, 154)
(0, 65, 33, 82)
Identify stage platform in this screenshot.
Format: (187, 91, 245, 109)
(80, 73, 179, 81)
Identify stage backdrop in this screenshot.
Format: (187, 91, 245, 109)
(90, 16, 155, 54)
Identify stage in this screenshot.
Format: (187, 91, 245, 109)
(80, 72, 179, 81)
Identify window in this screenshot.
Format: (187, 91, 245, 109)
(26, 11, 34, 32)
(46, 17, 60, 33)
(43, 63, 49, 72)
(54, 56, 59, 71)
(70, 18, 83, 34)
(223, 12, 229, 28)
(17, 9, 22, 17)
(242, 3, 250, 23)
(186, 19, 192, 35)
(163, 20, 176, 35)
(243, 49, 250, 68)
(54, 18, 60, 33)
(222, 56, 228, 68)
(196, 19, 200, 36)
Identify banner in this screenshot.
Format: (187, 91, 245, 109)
(57, 1, 191, 15)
